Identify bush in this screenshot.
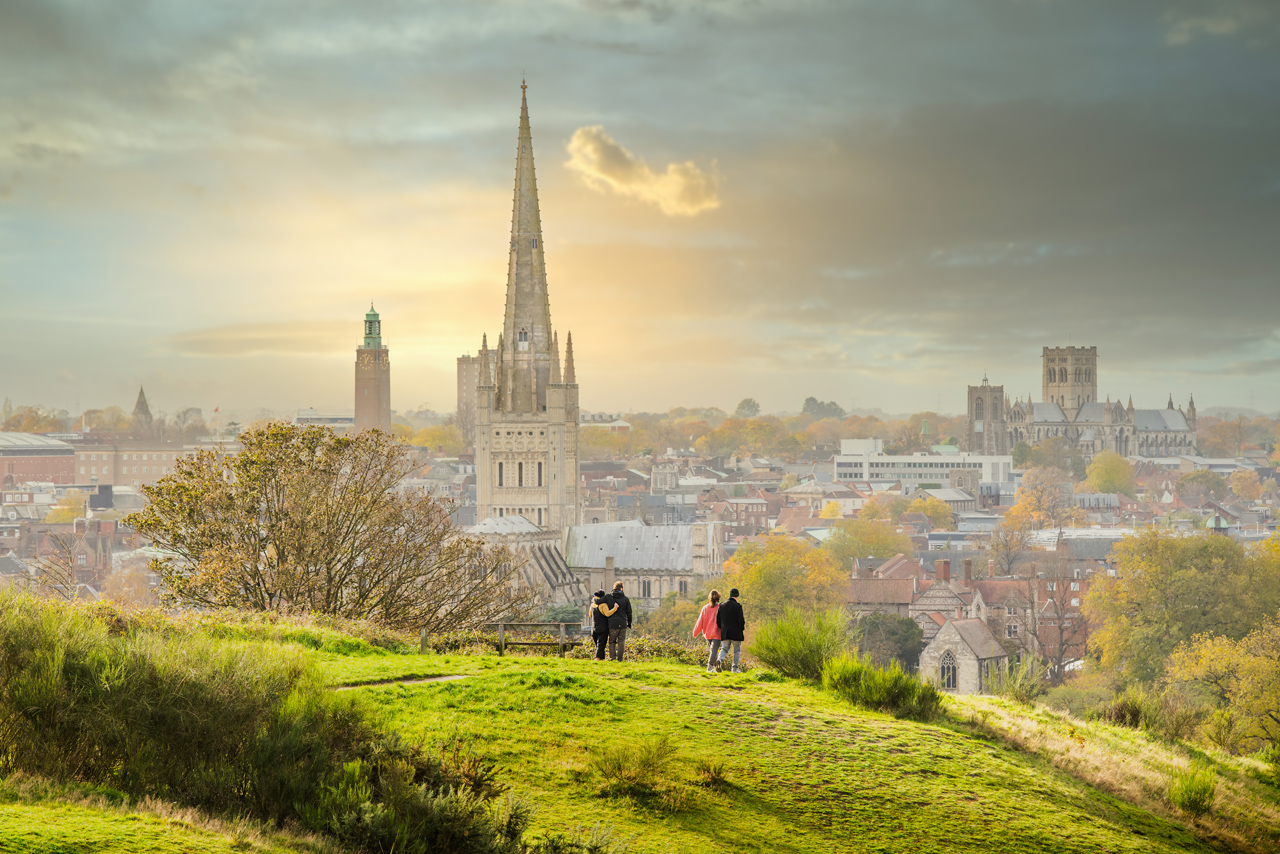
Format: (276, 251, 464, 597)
(821, 653, 943, 722)
(1042, 671, 1115, 718)
(751, 608, 849, 681)
(1090, 685, 1206, 742)
(984, 656, 1045, 705)
(694, 757, 727, 788)
(589, 733, 676, 796)
(567, 634, 706, 666)
(1167, 766, 1216, 818)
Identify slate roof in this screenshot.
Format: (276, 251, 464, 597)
(951, 619, 1007, 660)
(1133, 409, 1191, 432)
(0, 433, 75, 453)
(564, 525, 696, 571)
(1030, 403, 1069, 423)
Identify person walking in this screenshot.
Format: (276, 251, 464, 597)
(590, 589, 617, 661)
(611, 581, 633, 661)
(715, 588, 746, 673)
(692, 589, 723, 673)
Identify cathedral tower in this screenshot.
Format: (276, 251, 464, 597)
(355, 304, 392, 433)
(475, 82, 580, 531)
(1042, 346, 1097, 420)
(965, 375, 1007, 455)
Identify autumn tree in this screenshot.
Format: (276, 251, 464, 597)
(733, 398, 761, 418)
(1176, 469, 1228, 502)
(32, 532, 81, 600)
(722, 537, 847, 624)
(819, 500, 845, 520)
(634, 590, 706, 641)
(1004, 467, 1082, 530)
(1168, 616, 1280, 750)
(1022, 551, 1090, 685)
(1021, 436, 1087, 479)
(3, 405, 70, 433)
(859, 493, 911, 524)
(1085, 451, 1136, 497)
(125, 423, 533, 632)
(905, 495, 955, 530)
(1229, 470, 1264, 501)
(1084, 530, 1280, 683)
(822, 518, 915, 571)
(409, 424, 466, 456)
(43, 490, 88, 524)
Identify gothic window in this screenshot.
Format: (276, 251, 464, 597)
(519, 328, 529, 343)
(532, 238, 538, 248)
(1074, 367, 1081, 383)
(498, 508, 504, 517)
(679, 580, 688, 596)
(498, 462, 504, 487)
(940, 651, 957, 691)
(537, 508, 543, 526)
(538, 462, 543, 487)
(1085, 368, 1092, 382)
(518, 462, 524, 487)
(974, 398, 984, 421)
(1059, 368, 1067, 383)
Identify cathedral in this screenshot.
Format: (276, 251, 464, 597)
(966, 346, 1197, 459)
(472, 82, 581, 534)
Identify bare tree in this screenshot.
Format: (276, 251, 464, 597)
(126, 423, 536, 631)
(989, 523, 1033, 576)
(1022, 551, 1091, 685)
(33, 531, 81, 600)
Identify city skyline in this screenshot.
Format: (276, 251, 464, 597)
(2, 1, 1279, 418)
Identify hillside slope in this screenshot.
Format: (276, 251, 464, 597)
(328, 653, 1217, 854)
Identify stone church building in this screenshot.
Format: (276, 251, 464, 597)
(473, 82, 581, 535)
(966, 346, 1196, 460)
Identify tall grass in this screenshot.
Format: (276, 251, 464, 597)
(1090, 685, 1206, 742)
(821, 654, 943, 721)
(1168, 766, 1216, 818)
(750, 608, 849, 681)
(984, 656, 1045, 705)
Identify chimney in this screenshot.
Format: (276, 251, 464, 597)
(955, 606, 964, 620)
(963, 559, 972, 588)
(988, 559, 995, 577)
(938, 559, 951, 583)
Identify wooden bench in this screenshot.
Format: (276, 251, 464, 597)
(483, 622, 587, 657)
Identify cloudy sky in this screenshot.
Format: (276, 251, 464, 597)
(3, 0, 1279, 421)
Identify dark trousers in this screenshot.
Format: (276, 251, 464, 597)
(593, 631, 608, 659)
(609, 627, 627, 661)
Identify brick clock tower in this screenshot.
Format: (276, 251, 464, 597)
(355, 304, 391, 433)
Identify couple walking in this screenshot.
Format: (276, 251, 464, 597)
(692, 588, 745, 673)
(589, 581, 633, 661)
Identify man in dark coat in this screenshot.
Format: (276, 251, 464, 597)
(606, 584, 628, 661)
(610, 581, 633, 661)
(715, 588, 746, 673)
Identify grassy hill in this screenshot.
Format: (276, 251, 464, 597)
(3, 607, 1279, 854)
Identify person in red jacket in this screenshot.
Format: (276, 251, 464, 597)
(692, 589, 723, 673)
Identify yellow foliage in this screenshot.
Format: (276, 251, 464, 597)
(819, 501, 844, 519)
(43, 490, 87, 524)
(722, 537, 845, 624)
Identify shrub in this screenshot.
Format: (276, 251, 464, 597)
(1042, 671, 1115, 718)
(1167, 766, 1216, 818)
(1090, 685, 1207, 742)
(694, 757, 727, 788)
(821, 653, 943, 721)
(750, 608, 849, 681)
(589, 733, 676, 796)
(984, 656, 1045, 705)
(1259, 744, 1280, 786)
(567, 634, 706, 666)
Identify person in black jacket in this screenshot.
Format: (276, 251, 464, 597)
(610, 581, 633, 661)
(714, 588, 746, 673)
(589, 590, 618, 661)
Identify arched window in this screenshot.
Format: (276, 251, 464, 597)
(974, 397, 984, 421)
(1059, 367, 1067, 383)
(518, 328, 529, 343)
(537, 461, 543, 487)
(1074, 367, 1081, 383)
(498, 462, 504, 487)
(518, 462, 524, 487)
(940, 651, 958, 691)
(537, 508, 543, 526)
(1085, 368, 1092, 382)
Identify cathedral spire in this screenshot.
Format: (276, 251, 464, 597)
(564, 331, 576, 384)
(551, 331, 562, 383)
(495, 80, 555, 413)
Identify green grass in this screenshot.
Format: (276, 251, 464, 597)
(8, 608, 1278, 854)
(344, 656, 1215, 854)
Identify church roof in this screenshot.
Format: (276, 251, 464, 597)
(949, 618, 1007, 660)
(1133, 409, 1190, 432)
(1030, 402, 1068, 423)
(564, 524, 697, 571)
(1073, 401, 1107, 423)
(468, 515, 543, 535)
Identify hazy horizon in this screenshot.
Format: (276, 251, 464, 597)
(3, 1, 1278, 419)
